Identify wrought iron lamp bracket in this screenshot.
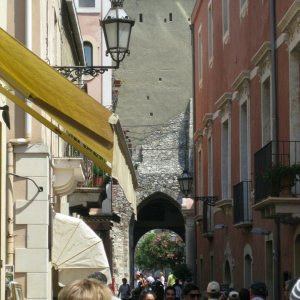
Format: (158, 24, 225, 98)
(193, 196, 217, 206)
(53, 65, 119, 82)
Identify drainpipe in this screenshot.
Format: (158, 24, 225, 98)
(190, 22, 197, 283)
(270, 1, 280, 300)
(6, 0, 32, 263)
(6, 139, 30, 265)
(6, 143, 14, 265)
(25, 0, 33, 139)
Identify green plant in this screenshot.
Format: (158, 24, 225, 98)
(92, 163, 111, 184)
(93, 163, 104, 176)
(264, 163, 300, 182)
(135, 231, 185, 270)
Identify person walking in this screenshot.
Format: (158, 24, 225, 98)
(118, 278, 131, 300)
(164, 287, 176, 300)
(206, 281, 220, 300)
(167, 273, 176, 287)
(173, 279, 182, 300)
(141, 292, 157, 300)
(239, 288, 250, 300)
(160, 272, 165, 287)
(182, 283, 201, 300)
(155, 280, 165, 300)
(249, 282, 268, 300)
(290, 278, 300, 300)
(283, 279, 297, 300)
(228, 291, 239, 299)
(58, 278, 112, 300)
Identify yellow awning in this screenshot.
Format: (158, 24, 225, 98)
(0, 28, 137, 212)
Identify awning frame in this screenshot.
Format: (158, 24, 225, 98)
(0, 85, 110, 173)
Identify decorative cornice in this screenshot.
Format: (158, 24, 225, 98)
(251, 41, 271, 66)
(232, 70, 250, 91)
(278, 0, 300, 33)
(202, 113, 213, 127)
(215, 92, 232, 110)
(193, 128, 204, 142)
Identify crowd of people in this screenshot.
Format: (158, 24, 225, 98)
(56, 271, 300, 300)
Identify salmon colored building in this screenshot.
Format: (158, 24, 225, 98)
(191, 1, 300, 299)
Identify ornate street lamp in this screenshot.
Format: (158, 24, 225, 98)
(54, 0, 135, 81)
(101, 0, 135, 65)
(177, 169, 193, 197)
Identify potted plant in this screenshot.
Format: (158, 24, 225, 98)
(92, 163, 111, 187)
(264, 163, 300, 196)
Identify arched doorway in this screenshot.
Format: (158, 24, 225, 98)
(224, 260, 231, 286)
(129, 192, 185, 283)
(133, 192, 185, 247)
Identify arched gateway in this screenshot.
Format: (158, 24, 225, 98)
(133, 192, 185, 248)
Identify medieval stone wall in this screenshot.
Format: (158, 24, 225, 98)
(134, 110, 191, 205)
(111, 184, 133, 291)
(111, 108, 193, 288)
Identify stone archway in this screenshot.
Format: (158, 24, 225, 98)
(129, 192, 186, 282)
(133, 192, 185, 248)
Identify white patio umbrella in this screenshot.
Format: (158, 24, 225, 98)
(52, 213, 111, 286)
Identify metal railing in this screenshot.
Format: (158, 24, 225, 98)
(233, 181, 252, 225)
(254, 140, 300, 202)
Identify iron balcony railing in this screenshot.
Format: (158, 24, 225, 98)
(233, 181, 252, 225)
(254, 140, 300, 202)
(201, 196, 216, 236)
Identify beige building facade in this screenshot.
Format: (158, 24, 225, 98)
(0, 0, 137, 299)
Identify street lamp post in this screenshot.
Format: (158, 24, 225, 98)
(54, 0, 135, 81)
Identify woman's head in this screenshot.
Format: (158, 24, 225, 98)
(58, 279, 112, 300)
(142, 292, 156, 300)
(165, 286, 176, 300)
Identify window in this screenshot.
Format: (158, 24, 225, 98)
(262, 77, 271, 146)
(240, 101, 249, 181)
(198, 28, 203, 84)
(208, 1, 213, 63)
(243, 244, 253, 287)
(210, 254, 214, 280)
(221, 120, 229, 199)
(222, 0, 229, 41)
(240, 0, 248, 17)
(224, 260, 231, 285)
(266, 240, 274, 300)
(198, 150, 203, 197)
(244, 254, 252, 288)
(84, 42, 93, 66)
(79, 0, 95, 7)
(75, 0, 100, 12)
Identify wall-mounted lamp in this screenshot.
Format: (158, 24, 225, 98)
(54, 0, 135, 81)
(251, 227, 270, 236)
(177, 169, 193, 197)
(0, 105, 10, 129)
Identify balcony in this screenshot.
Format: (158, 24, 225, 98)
(202, 196, 217, 238)
(253, 141, 300, 222)
(64, 142, 114, 217)
(233, 181, 252, 227)
(65, 143, 109, 188)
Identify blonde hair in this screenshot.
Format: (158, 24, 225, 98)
(58, 279, 112, 300)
